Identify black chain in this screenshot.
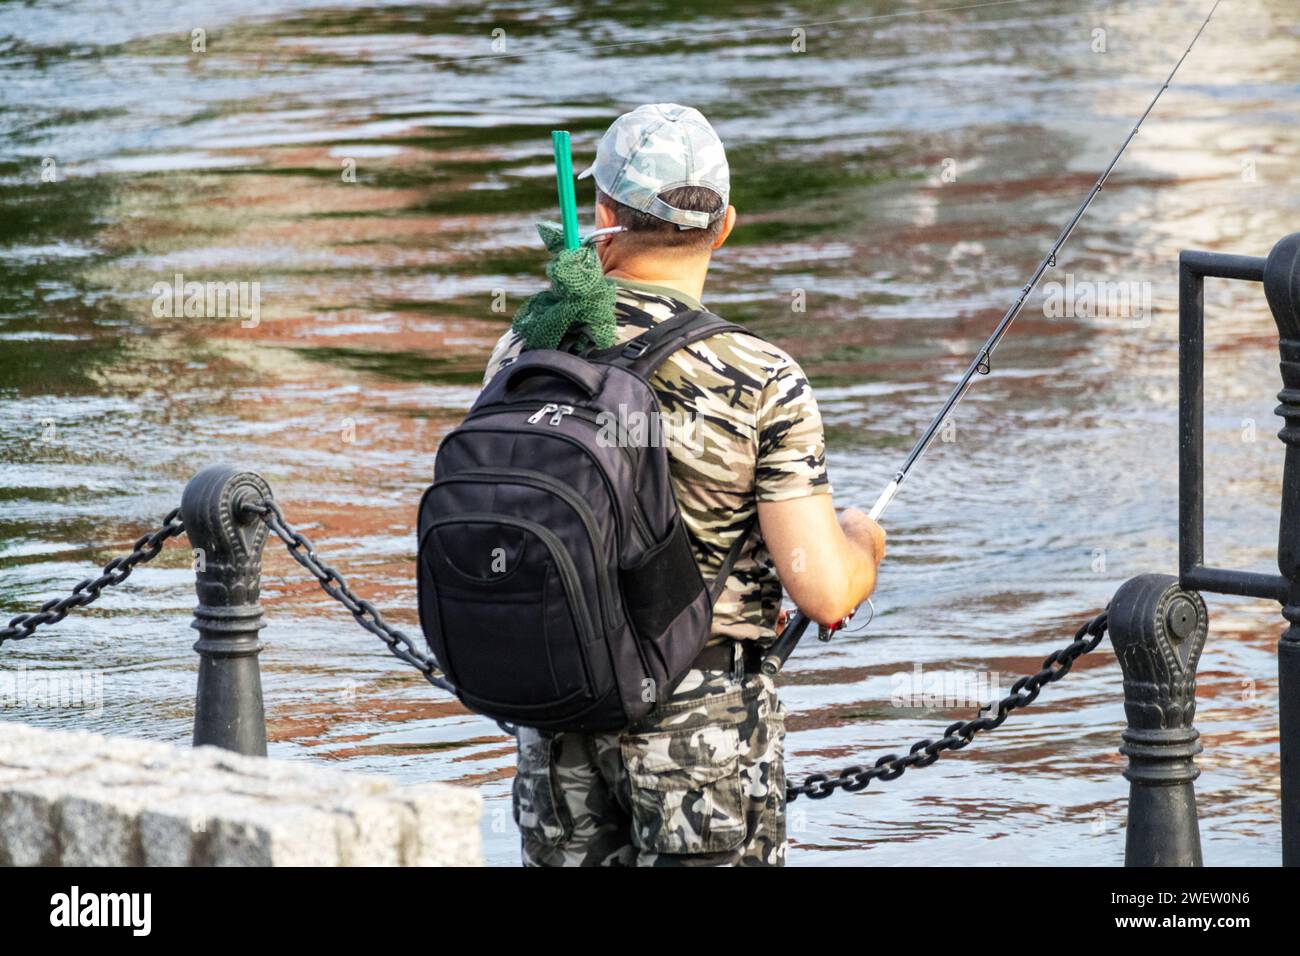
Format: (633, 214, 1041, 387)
(0, 508, 186, 646)
(785, 611, 1108, 802)
(248, 499, 456, 694)
(0, 493, 1104, 772)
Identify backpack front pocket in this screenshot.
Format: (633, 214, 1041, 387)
(419, 513, 599, 715)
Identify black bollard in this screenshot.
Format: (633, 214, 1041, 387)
(1109, 574, 1208, 867)
(1265, 233, 1300, 865)
(181, 465, 272, 756)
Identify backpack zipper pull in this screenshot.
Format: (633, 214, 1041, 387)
(527, 403, 558, 424)
(550, 404, 574, 426)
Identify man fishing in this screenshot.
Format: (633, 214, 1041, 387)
(479, 103, 886, 866)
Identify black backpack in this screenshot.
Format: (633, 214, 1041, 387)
(417, 310, 755, 733)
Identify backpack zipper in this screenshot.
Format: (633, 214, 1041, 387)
(451, 410, 654, 543)
(468, 399, 614, 435)
(523, 403, 574, 425)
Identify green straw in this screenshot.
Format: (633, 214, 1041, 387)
(551, 130, 581, 251)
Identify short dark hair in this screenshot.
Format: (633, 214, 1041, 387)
(596, 186, 726, 253)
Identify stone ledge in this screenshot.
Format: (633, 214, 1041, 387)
(0, 721, 480, 866)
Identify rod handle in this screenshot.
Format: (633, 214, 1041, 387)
(761, 610, 814, 676)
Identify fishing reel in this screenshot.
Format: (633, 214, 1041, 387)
(818, 597, 875, 641)
(764, 598, 876, 676)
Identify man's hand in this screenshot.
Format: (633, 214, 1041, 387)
(839, 508, 886, 568)
(758, 495, 887, 628)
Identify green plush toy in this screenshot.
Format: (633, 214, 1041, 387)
(511, 221, 617, 352)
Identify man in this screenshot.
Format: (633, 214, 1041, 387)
(483, 103, 886, 866)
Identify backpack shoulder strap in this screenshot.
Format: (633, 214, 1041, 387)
(597, 309, 751, 379)
(596, 308, 762, 601)
(707, 513, 757, 604)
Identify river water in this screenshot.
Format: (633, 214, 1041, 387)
(1, 0, 1296, 865)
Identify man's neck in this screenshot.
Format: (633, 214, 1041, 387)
(600, 251, 711, 306)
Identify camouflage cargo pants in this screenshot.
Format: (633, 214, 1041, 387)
(512, 644, 787, 866)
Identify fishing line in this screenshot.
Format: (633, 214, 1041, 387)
(764, 0, 1223, 674)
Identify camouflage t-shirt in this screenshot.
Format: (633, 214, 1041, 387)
(482, 279, 831, 644)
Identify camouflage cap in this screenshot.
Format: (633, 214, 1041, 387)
(578, 103, 729, 230)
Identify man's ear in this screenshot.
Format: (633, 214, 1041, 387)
(712, 205, 737, 250)
(595, 200, 616, 230)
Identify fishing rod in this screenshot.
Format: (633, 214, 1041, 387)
(761, 0, 1222, 677)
